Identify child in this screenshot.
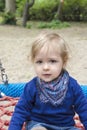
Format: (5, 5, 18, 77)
(8, 32, 87, 130)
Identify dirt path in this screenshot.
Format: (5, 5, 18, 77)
(0, 24, 87, 84)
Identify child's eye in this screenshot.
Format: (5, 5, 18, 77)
(36, 60, 43, 64)
(49, 60, 57, 63)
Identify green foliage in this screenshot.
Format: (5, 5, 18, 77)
(62, 0, 87, 21)
(25, 0, 87, 21)
(1, 0, 86, 24)
(16, 0, 26, 17)
(0, 0, 5, 12)
(15, 0, 87, 22)
(80, 0, 87, 21)
(37, 20, 70, 29)
(0, 15, 3, 24)
(26, 20, 70, 29)
(29, 0, 58, 21)
(1, 12, 16, 25)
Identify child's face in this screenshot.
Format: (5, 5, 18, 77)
(33, 46, 64, 82)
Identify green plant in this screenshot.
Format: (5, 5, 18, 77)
(62, 0, 87, 21)
(0, 0, 5, 12)
(37, 20, 70, 29)
(16, 0, 26, 17)
(1, 12, 16, 25)
(26, 20, 70, 29)
(15, 0, 87, 22)
(29, 0, 58, 21)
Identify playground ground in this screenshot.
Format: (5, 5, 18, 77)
(0, 23, 87, 85)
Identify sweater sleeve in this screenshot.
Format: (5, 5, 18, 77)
(73, 81, 87, 130)
(8, 80, 36, 130)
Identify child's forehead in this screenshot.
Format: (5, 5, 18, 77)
(37, 43, 61, 56)
(40, 41, 61, 51)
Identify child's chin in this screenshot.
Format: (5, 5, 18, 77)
(42, 78, 52, 82)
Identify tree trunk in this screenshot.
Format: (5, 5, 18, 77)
(5, 0, 16, 25)
(56, 0, 64, 21)
(5, 0, 16, 13)
(22, 0, 35, 27)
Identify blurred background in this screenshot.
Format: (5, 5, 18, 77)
(0, 0, 87, 84)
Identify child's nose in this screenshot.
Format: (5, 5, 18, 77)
(43, 63, 49, 70)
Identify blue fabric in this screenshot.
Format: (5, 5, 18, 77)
(81, 85, 87, 98)
(26, 120, 81, 130)
(8, 76, 87, 130)
(0, 83, 26, 97)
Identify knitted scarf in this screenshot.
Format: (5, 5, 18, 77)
(36, 70, 69, 106)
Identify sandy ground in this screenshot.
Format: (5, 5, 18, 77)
(0, 23, 87, 85)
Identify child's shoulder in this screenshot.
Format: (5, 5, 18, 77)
(22, 77, 37, 97)
(27, 77, 37, 85)
(69, 76, 77, 84)
(69, 76, 81, 90)
(24, 77, 37, 91)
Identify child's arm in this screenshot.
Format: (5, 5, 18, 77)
(73, 81, 87, 129)
(8, 81, 35, 130)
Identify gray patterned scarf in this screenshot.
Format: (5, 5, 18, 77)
(36, 70, 69, 106)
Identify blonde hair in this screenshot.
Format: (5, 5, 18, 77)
(30, 32, 69, 65)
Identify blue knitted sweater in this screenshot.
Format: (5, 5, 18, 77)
(8, 76, 87, 130)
